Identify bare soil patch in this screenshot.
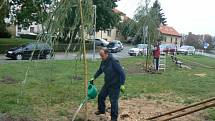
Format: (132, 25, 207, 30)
(124, 62, 158, 74)
(74, 98, 208, 121)
(124, 62, 146, 74)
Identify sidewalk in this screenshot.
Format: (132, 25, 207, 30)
(195, 52, 215, 58)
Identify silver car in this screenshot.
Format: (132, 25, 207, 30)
(128, 44, 147, 56)
(112, 40, 123, 50)
(177, 45, 195, 55)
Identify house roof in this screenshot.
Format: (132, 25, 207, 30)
(112, 8, 131, 21)
(112, 8, 125, 15)
(123, 16, 130, 21)
(159, 26, 182, 37)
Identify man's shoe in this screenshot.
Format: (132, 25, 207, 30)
(94, 111, 105, 115)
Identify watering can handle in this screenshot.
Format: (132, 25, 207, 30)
(89, 78, 94, 84)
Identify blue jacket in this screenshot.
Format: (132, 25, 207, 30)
(94, 54, 126, 87)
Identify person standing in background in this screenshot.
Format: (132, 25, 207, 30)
(153, 43, 160, 71)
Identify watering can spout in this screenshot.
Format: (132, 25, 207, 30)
(87, 82, 97, 99)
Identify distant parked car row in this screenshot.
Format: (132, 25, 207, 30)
(159, 44, 195, 55)
(5, 38, 124, 60)
(128, 43, 196, 56)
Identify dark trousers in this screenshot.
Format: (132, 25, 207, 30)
(98, 85, 120, 120)
(154, 57, 159, 70)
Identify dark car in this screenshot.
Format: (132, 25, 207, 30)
(5, 43, 53, 60)
(107, 42, 120, 53)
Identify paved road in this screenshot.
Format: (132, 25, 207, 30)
(0, 45, 133, 63)
(1, 46, 214, 64)
(54, 45, 132, 60)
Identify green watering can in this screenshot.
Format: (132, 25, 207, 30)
(87, 82, 97, 100)
(71, 83, 97, 121)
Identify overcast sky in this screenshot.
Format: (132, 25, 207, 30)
(116, 0, 215, 36)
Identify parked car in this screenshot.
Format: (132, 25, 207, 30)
(128, 44, 147, 56)
(159, 44, 168, 55)
(143, 44, 154, 55)
(177, 45, 195, 55)
(107, 42, 121, 53)
(5, 43, 53, 60)
(160, 44, 176, 55)
(112, 40, 123, 50)
(167, 44, 177, 53)
(95, 38, 109, 47)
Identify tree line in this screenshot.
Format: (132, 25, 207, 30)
(0, 0, 120, 41)
(184, 32, 215, 51)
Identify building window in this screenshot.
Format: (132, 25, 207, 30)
(165, 36, 167, 42)
(171, 37, 173, 43)
(18, 27, 21, 32)
(23, 27, 28, 30)
(107, 30, 111, 36)
(175, 38, 178, 44)
(30, 27, 34, 33)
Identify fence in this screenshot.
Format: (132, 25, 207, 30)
(0, 43, 94, 54)
(195, 49, 204, 55)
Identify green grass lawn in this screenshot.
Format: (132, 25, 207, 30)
(0, 55, 215, 120)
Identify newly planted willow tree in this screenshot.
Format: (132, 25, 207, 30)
(134, 0, 160, 70)
(38, 0, 93, 120)
(40, 0, 93, 43)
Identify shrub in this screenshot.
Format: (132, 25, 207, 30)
(53, 43, 94, 52)
(0, 31, 12, 38)
(19, 34, 37, 39)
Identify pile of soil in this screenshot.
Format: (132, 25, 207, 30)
(75, 98, 208, 121)
(125, 62, 159, 74)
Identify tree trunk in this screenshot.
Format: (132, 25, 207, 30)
(0, 0, 7, 32)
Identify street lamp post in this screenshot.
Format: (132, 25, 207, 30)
(93, 5, 96, 61)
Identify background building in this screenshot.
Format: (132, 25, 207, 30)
(159, 25, 182, 46)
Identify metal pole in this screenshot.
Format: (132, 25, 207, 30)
(93, 5, 96, 61)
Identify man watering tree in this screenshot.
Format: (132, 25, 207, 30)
(90, 48, 126, 121)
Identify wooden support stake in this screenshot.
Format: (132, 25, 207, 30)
(78, 0, 88, 120)
(147, 97, 215, 120)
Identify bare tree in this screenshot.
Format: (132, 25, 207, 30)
(184, 33, 203, 49)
